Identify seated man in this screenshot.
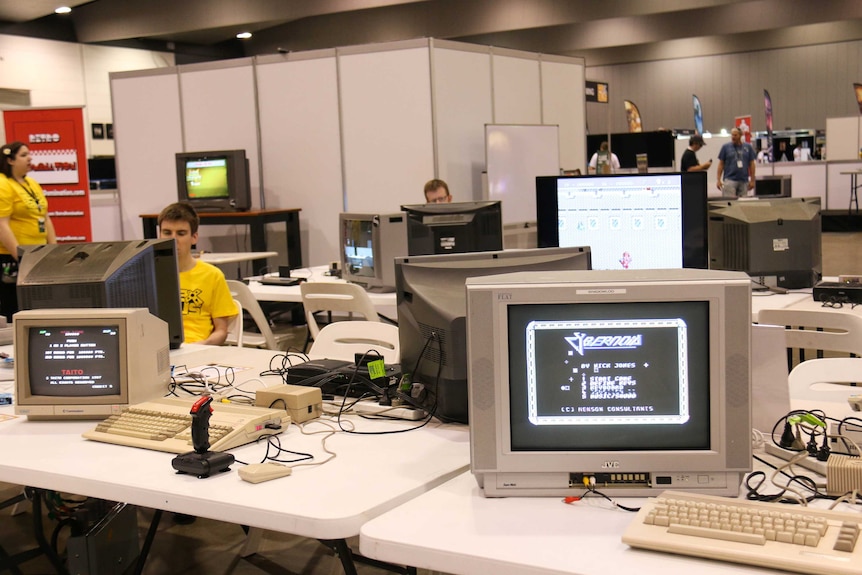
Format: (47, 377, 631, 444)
(158, 202, 237, 345)
(424, 179, 452, 203)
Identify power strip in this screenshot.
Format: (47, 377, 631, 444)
(350, 400, 426, 421)
(763, 443, 828, 486)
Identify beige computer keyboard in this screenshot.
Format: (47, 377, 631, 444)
(82, 397, 291, 454)
(623, 490, 861, 575)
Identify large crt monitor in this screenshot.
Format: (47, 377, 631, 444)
(395, 246, 591, 423)
(14, 308, 171, 420)
(400, 200, 503, 256)
(175, 149, 251, 212)
(467, 268, 752, 497)
(536, 172, 708, 269)
(16, 239, 184, 349)
(340, 212, 407, 293)
(708, 197, 821, 289)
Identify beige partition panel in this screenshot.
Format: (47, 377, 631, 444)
(541, 57, 586, 174)
(825, 117, 860, 161)
(179, 59, 260, 209)
(111, 69, 182, 240)
(431, 41, 493, 202)
(339, 41, 435, 213)
(491, 49, 541, 124)
(256, 52, 343, 268)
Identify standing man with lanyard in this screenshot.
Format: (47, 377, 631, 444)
(716, 128, 756, 197)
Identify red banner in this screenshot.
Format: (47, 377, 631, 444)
(3, 108, 92, 242)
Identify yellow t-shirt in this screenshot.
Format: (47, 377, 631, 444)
(0, 174, 49, 254)
(179, 260, 237, 343)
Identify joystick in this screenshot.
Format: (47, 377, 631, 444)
(171, 396, 235, 478)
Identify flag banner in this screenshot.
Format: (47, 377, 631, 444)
(854, 83, 862, 114)
(693, 95, 703, 135)
(764, 90, 774, 163)
(624, 100, 642, 133)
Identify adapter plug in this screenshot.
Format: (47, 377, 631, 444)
(779, 421, 796, 449)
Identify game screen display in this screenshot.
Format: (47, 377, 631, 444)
(27, 325, 121, 397)
(507, 300, 711, 451)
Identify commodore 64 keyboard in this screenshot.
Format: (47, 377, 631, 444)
(622, 490, 861, 575)
(82, 397, 290, 454)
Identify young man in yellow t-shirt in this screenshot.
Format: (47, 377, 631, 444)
(158, 203, 237, 345)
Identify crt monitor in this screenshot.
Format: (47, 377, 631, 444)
(395, 246, 592, 423)
(16, 239, 184, 349)
(340, 212, 407, 293)
(14, 308, 171, 420)
(708, 197, 822, 289)
(400, 200, 503, 256)
(175, 149, 251, 212)
(536, 172, 708, 270)
(467, 268, 752, 497)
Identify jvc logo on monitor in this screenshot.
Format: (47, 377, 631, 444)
(601, 461, 621, 469)
(565, 333, 643, 356)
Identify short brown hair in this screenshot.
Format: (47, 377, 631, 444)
(423, 179, 449, 200)
(158, 202, 199, 234)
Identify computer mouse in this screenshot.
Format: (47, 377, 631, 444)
(238, 462, 293, 483)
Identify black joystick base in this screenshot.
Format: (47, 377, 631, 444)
(172, 450, 235, 478)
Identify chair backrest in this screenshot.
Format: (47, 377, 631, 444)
(757, 308, 862, 357)
(299, 282, 379, 338)
(226, 298, 243, 347)
(227, 279, 279, 350)
(787, 357, 862, 403)
(309, 321, 400, 363)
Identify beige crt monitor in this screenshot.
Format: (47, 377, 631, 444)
(14, 308, 171, 420)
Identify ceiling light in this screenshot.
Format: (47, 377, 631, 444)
(236, 32, 253, 40)
(54, 6, 72, 15)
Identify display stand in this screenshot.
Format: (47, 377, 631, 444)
(140, 209, 302, 275)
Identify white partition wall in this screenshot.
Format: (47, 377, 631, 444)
(541, 58, 586, 174)
(179, 60, 260, 210)
(111, 69, 182, 241)
(825, 117, 861, 161)
(256, 51, 343, 270)
(339, 42, 435, 213)
(431, 41, 494, 201)
(491, 49, 542, 125)
(111, 39, 586, 268)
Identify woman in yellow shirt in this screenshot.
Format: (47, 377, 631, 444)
(0, 141, 57, 321)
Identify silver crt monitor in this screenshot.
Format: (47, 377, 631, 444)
(467, 268, 752, 497)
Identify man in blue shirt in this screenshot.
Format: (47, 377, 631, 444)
(716, 128, 756, 197)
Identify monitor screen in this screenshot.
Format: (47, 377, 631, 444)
(708, 197, 822, 289)
(14, 308, 171, 420)
(400, 201, 503, 256)
(340, 212, 407, 293)
(467, 268, 752, 497)
(395, 246, 592, 423)
(536, 172, 708, 270)
(175, 150, 251, 212)
(16, 239, 184, 349)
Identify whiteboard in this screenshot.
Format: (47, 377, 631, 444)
(485, 124, 559, 225)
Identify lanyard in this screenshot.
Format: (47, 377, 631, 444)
(14, 178, 43, 213)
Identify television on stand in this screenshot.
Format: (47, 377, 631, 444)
(395, 246, 592, 423)
(707, 197, 821, 290)
(400, 201, 503, 256)
(339, 212, 407, 293)
(536, 172, 708, 270)
(16, 239, 184, 350)
(175, 149, 251, 212)
(467, 268, 752, 497)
